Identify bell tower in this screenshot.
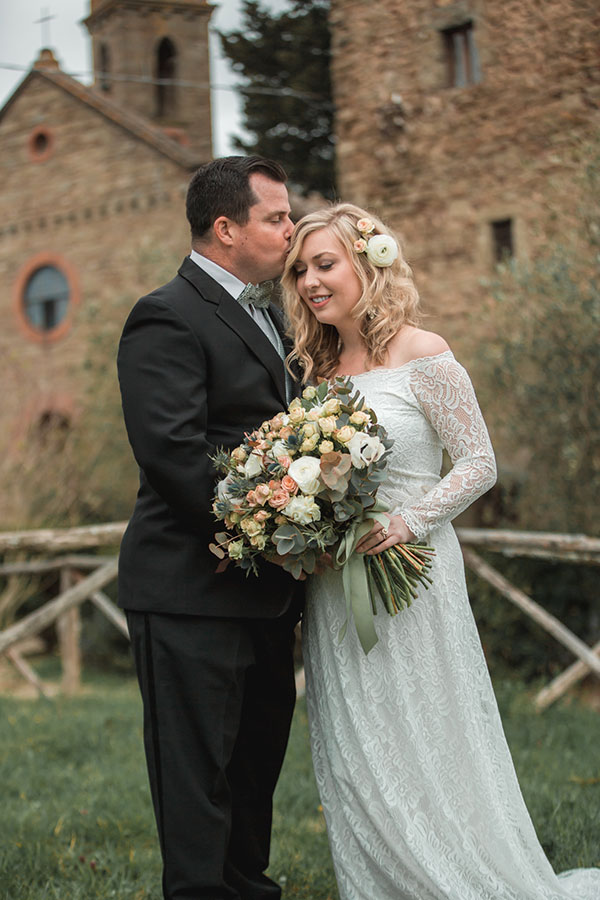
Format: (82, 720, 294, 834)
(84, 0, 213, 159)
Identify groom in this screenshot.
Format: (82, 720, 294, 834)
(117, 156, 301, 900)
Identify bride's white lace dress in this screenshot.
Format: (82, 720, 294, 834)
(303, 351, 600, 900)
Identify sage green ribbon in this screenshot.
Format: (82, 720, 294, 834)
(335, 502, 390, 655)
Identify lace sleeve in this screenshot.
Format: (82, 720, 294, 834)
(399, 354, 497, 540)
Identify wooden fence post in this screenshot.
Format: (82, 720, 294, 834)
(56, 566, 81, 696)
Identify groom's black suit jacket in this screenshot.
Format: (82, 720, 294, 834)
(117, 255, 298, 618)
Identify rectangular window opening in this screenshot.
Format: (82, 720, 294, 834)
(491, 219, 514, 262)
(443, 22, 481, 88)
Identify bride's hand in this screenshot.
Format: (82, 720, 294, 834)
(355, 515, 416, 555)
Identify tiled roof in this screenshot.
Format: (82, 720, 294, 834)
(0, 50, 206, 171)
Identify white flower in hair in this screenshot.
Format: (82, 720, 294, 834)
(365, 234, 399, 268)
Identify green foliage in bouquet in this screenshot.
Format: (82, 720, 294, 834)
(210, 378, 435, 654)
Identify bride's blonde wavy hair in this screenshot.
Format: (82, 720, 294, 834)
(281, 203, 421, 382)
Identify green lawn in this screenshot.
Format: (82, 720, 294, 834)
(0, 667, 598, 899)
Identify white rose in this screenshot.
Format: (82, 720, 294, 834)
(346, 432, 385, 469)
(283, 495, 322, 525)
(287, 455, 322, 494)
(270, 440, 288, 460)
(217, 473, 241, 501)
(244, 451, 263, 477)
(366, 234, 399, 268)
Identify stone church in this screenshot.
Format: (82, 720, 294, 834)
(329, 0, 599, 350)
(0, 0, 215, 525)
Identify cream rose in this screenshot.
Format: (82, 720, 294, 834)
(302, 386, 317, 400)
(366, 234, 399, 268)
(349, 410, 371, 425)
(322, 398, 341, 415)
(346, 431, 385, 469)
(302, 422, 319, 438)
(319, 415, 337, 435)
(287, 456, 322, 494)
(319, 440, 334, 455)
(300, 435, 319, 453)
(289, 406, 306, 425)
(336, 425, 357, 443)
(240, 518, 263, 538)
(228, 539, 245, 560)
(283, 495, 322, 525)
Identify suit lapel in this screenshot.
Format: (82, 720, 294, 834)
(179, 257, 289, 408)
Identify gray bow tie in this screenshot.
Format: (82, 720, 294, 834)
(237, 281, 274, 309)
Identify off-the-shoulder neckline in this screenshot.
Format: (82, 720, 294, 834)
(335, 350, 455, 379)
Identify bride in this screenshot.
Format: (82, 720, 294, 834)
(280, 203, 600, 900)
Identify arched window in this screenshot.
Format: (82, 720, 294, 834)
(155, 37, 177, 117)
(23, 266, 70, 332)
(99, 42, 111, 93)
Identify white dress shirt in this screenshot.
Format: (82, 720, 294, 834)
(189, 250, 284, 355)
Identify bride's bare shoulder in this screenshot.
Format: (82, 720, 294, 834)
(388, 327, 451, 366)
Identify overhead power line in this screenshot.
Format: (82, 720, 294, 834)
(0, 62, 331, 107)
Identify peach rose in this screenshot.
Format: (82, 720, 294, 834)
(281, 475, 299, 495)
(254, 509, 271, 523)
(269, 489, 291, 509)
(255, 483, 271, 505)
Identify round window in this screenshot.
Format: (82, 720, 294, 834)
(23, 265, 70, 332)
(28, 126, 54, 162)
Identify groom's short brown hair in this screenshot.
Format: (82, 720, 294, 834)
(186, 156, 287, 241)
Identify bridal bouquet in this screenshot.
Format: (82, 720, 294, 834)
(210, 379, 434, 653)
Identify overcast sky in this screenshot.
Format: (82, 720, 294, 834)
(0, 0, 289, 156)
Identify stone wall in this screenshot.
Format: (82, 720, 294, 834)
(330, 0, 600, 356)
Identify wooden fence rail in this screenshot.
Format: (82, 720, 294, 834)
(0, 524, 598, 708)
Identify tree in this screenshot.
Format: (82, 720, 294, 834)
(474, 148, 600, 537)
(466, 143, 600, 681)
(219, 0, 335, 198)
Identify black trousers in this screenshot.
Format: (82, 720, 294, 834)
(126, 607, 298, 900)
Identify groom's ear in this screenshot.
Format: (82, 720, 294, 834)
(213, 216, 235, 247)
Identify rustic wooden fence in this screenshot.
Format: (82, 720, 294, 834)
(0, 523, 598, 710)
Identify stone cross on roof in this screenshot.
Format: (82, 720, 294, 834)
(34, 7, 56, 49)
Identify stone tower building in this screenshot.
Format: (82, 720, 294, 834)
(84, 0, 213, 158)
(329, 0, 600, 354)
